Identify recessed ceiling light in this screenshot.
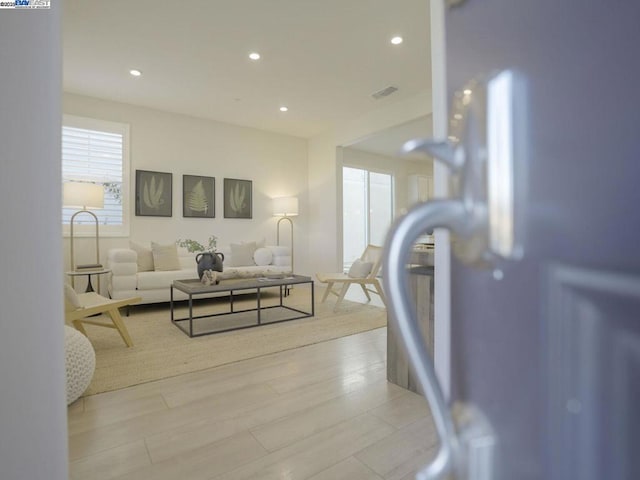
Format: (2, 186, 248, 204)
(129, 69, 142, 77)
(249, 52, 261, 60)
(279, 106, 288, 112)
(391, 36, 403, 45)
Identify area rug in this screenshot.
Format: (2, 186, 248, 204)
(83, 288, 386, 395)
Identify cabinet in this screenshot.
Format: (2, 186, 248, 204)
(387, 249, 435, 394)
(408, 174, 433, 206)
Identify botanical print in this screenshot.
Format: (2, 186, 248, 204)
(183, 175, 215, 218)
(143, 175, 165, 210)
(135, 170, 172, 216)
(223, 178, 252, 219)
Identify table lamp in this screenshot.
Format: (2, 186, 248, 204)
(63, 181, 104, 271)
(273, 196, 299, 272)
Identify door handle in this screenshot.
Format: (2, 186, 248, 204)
(384, 200, 467, 480)
(383, 70, 523, 479)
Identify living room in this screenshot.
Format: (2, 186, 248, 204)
(61, 15, 434, 284)
(6, 1, 640, 478)
(0, 0, 442, 478)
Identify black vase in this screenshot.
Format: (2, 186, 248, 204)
(195, 252, 225, 279)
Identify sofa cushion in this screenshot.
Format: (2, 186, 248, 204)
(229, 242, 256, 267)
(130, 241, 154, 272)
(137, 268, 195, 290)
(151, 242, 181, 271)
(253, 247, 273, 266)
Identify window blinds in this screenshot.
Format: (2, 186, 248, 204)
(62, 125, 124, 226)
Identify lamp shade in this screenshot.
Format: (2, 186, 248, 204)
(63, 182, 104, 209)
(272, 196, 299, 216)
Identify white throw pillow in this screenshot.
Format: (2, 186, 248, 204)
(63, 284, 82, 310)
(130, 241, 154, 272)
(347, 259, 374, 278)
(253, 247, 273, 266)
(229, 242, 257, 267)
(151, 242, 182, 271)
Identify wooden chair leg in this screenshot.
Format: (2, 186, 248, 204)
(334, 282, 351, 311)
(321, 282, 334, 302)
(359, 283, 371, 301)
(105, 307, 134, 347)
(373, 280, 387, 306)
(71, 320, 88, 336)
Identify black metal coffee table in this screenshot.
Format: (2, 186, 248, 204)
(170, 275, 314, 337)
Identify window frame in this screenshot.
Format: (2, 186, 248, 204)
(62, 114, 131, 238)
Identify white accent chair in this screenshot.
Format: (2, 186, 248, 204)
(316, 244, 386, 311)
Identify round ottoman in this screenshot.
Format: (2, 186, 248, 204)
(64, 326, 96, 405)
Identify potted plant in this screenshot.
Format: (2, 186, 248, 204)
(176, 236, 224, 279)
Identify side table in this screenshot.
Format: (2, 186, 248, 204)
(66, 269, 111, 293)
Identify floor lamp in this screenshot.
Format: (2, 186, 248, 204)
(273, 196, 298, 274)
(63, 182, 104, 279)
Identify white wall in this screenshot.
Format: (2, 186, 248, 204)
(307, 130, 342, 272)
(307, 91, 433, 274)
(63, 94, 310, 283)
(0, 5, 68, 479)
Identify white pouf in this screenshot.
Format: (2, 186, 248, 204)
(64, 326, 96, 405)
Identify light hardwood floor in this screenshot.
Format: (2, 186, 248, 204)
(68, 320, 437, 479)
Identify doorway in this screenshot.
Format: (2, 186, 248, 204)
(342, 166, 394, 270)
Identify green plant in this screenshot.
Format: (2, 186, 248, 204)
(176, 235, 218, 253)
(103, 181, 122, 203)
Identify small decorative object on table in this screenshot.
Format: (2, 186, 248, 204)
(200, 269, 219, 286)
(176, 235, 225, 279)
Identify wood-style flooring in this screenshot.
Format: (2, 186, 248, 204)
(68, 326, 437, 479)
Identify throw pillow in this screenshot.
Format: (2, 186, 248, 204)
(229, 242, 257, 267)
(151, 242, 181, 271)
(63, 283, 82, 310)
(253, 247, 273, 266)
(130, 241, 154, 272)
(347, 259, 374, 278)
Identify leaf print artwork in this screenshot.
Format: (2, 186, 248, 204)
(229, 182, 246, 213)
(186, 179, 208, 214)
(136, 170, 172, 217)
(143, 175, 165, 210)
(223, 178, 252, 219)
(181, 175, 214, 218)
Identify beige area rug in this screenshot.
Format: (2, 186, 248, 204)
(83, 287, 386, 396)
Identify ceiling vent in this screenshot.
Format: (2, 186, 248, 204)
(371, 85, 398, 100)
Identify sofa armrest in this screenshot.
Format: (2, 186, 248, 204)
(108, 248, 137, 264)
(107, 248, 138, 297)
(267, 245, 291, 269)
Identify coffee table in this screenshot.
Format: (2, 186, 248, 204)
(170, 275, 314, 337)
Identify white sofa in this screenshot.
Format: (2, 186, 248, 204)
(107, 245, 292, 305)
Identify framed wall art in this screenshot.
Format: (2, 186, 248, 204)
(223, 178, 252, 219)
(183, 175, 215, 218)
(135, 169, 172, 217)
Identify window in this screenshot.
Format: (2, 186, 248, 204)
(62, 115, 130, 237)
(342, 166, 393, 271)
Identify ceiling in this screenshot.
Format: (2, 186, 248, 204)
(63, 0, 432, 139)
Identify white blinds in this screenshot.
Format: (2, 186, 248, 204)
(62, 124, 124, 226)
